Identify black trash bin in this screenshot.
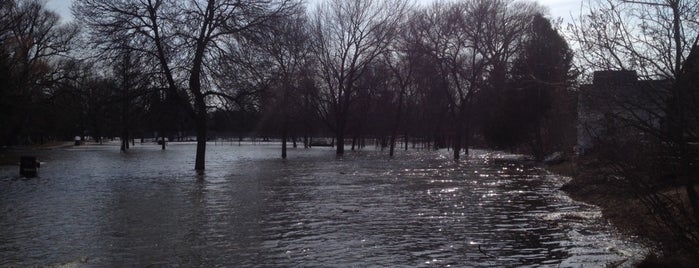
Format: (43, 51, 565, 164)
(20, 156, 40, 177)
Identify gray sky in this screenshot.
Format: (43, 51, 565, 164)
(45, 0, 582, 23)
(45, 0, 72, 22)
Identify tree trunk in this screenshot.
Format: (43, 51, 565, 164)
(453, 134, 461, 160)
(404, 132, 409, 151)
(121, 97, 128, 152)
(336, 131, 344, 156)
(335, 116, 345, 155)
(282, 126, 288, 159)
(120, 123, 128, 152)
(453, 120, 463, 160)
(533, 119, 544, 161)
(191, 48, 207, 170)
(463, 126, 470, 156)
(194, 113, 207, 171)
(390, 92, 405, 157)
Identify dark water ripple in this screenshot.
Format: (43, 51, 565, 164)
(0, 143, 645, 267)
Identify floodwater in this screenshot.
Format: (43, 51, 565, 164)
(0, 143, 646, 267)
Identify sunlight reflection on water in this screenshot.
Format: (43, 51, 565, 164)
(0, 143, 646, 267)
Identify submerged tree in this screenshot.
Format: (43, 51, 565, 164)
(75, 0, 300, 170)
(310, 0, 409, 156)
(411, 0, 538, 159)
(112, 44, 151, 152)
(382, 12, 419, 157)
(258, 8, 311, 159)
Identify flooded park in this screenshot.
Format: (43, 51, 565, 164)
(4, 0, 699, 264)
(0, 143, 647, 267)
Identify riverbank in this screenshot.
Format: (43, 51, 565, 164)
(549, 155, 698, 267)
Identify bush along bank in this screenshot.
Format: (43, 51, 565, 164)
(547, 153, 699, 267)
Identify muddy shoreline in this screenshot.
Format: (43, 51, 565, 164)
(549, 157, 698, 267)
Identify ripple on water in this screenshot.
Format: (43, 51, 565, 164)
(0, 144, 646, 266)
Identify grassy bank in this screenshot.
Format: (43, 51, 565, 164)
(548, 156, 699, 267)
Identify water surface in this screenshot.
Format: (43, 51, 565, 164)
(0, 143, 645, 266)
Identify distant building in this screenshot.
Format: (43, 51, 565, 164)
(577, 70, 670, 154)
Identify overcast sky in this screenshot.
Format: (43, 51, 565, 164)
(45, 0, 582, 24)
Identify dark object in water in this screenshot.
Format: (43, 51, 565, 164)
(20, 156, 40, 178)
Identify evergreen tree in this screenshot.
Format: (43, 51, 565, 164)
(511, 14, 575, 160)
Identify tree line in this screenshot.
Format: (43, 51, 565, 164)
(2, 0, 577, 170)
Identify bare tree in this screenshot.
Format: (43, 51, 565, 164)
(570, 0, 699, 254)
(411, 0, 538, 160)
(310, 0, 409, 156)
(569, 0, 698, 79)
(258, 7, 311, 159)
(382, 22, 417, 157)
(75, 0, 300, 170)
(114, 46, 154, 151)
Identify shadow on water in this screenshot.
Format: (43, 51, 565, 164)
(0, 143, 645, 266)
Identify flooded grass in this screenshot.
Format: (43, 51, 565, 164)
(0, 143, 646, 266)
